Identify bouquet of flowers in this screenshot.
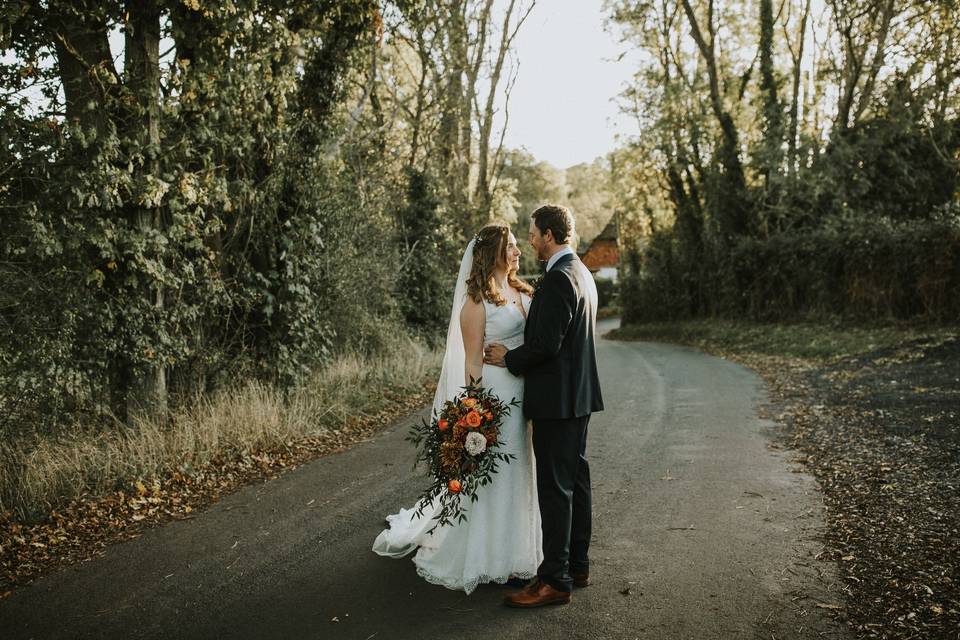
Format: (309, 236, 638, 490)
(406, 377, 519, 534)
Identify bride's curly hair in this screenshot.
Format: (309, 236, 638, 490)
(466, 223, 533, 305)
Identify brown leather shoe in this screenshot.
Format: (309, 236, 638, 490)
(570, 571, 590, 588)
(503, 579, 571, 608)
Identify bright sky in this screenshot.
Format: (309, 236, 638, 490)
(499, 0, 638, 169)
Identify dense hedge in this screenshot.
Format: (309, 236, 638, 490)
(594, 277, 619, 310)
(622, 212, 960, 323)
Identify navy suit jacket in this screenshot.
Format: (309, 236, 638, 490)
(504, 253, 604, 420)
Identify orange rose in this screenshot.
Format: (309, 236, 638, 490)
(447, 479, 462, 493)
(484, 412, 493, 422)
(438, 418, 449, 432)
(465, 410, 482, 428)
(461, 398, 477, 409)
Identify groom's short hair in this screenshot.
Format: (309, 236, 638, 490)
(532, 204, 575, 245)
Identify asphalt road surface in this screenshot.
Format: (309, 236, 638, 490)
(1, 319, 850, 640)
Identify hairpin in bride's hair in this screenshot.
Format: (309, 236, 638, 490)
(472, 233, 482, 245)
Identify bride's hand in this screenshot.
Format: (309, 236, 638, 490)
(483, 343, 507, 368)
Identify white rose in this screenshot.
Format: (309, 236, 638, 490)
(464, 431, 487, 456)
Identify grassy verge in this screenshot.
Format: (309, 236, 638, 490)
(0, 336, 441, 593)
(611, 319, 960, 639)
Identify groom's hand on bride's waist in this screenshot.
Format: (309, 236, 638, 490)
(483, 343, 507, 368)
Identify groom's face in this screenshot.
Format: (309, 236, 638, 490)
(528, 218, 548, 261)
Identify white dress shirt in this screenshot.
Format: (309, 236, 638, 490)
(546, 246, 576, 272)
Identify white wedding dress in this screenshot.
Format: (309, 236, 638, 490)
(372, 291, 543, 595)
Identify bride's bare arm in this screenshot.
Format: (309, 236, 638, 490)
(460, 298, 485, 385)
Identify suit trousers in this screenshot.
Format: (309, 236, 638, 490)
(531, 414, 592, 593)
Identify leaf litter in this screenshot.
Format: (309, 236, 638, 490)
(715, 334, 959, 639)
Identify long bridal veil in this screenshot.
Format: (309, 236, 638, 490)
(430, 238, 476, 418)
(372, 239, 475, 558)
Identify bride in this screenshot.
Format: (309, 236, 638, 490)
(372, 223, 542, 594)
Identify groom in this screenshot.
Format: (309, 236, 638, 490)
(484, 204, 603, 608)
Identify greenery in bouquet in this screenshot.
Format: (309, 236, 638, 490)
(406, 378, 519, 534)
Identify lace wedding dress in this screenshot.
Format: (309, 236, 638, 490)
(372, 291, 542, 595)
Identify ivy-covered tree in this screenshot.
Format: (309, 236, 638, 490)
(0, 1, 383, 429)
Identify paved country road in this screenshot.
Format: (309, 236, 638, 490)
(1, 320, 850, 640)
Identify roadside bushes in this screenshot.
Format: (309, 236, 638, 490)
(595, 277, 619, 310)
(623, 211, 960, 323)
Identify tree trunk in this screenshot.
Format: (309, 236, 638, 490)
(475, 0, 516, 210)
(408, 29, 431, 168)
(787, 0, 811, 180)
(368, 27, 386, 152)
(832, 0, 867, 132)
(757, 0, 784, 235)
(853, 0, 896, 123)
(759, 0, 782, 182)
(934, 5, 956, 122)
(124, 0, 167, 418)
(437, 1, 469, 228)
(52, 6, 117, 137)
(680, 0, 750, 237)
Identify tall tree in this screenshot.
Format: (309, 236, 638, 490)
(124, 0, 166, 415)
(679, 0, 752, 237)
(783, 0, 811, 179)
(1, 0, 383, 424)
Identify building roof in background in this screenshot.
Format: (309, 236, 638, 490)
(579, 215, 619, 272)
(593, 217, 618, 242)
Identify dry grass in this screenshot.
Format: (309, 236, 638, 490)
(0, 337, 441, 524)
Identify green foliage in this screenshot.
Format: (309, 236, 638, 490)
(564, 159, 614, 249)
(618, 247, 644, 324)
(609, 0, 960, 324)
(594, 277, 619, 310)
(395, 169, 457, 340)
(0, 1, 399, 435)
(620, 232, 699, 323)
(816, 104, 960, 222)
(626, 211, 960, 322)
